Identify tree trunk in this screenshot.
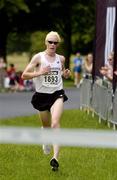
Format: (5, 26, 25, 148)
(0, 12, 9, 62)
(62, 0, 72, 69)
(63, 30, 72, 69)
(0, 31, 8, 62)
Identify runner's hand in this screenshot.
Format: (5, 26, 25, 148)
(38, 65, 51, 76)
(63, 69, 71, 79)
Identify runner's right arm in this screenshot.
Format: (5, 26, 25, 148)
(21, 54, 51, 80)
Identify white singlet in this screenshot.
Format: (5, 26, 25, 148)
(33, 52, 63, 93)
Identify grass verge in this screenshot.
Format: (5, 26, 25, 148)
(0, 109, 117, 180)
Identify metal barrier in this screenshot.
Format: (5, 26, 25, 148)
(80, 78, 117, 128)
(80, 78, 92, 110)
(91, 82, 112, 121)
(110, 89, 117, 125)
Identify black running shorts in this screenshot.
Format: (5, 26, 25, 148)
(31, 89, 68, 111)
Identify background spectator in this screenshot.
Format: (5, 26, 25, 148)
(73, 52, 83, 87)
(7, 63, 17, 91)
(83, 53, 93, 79)
(15, 71, 25, 91)
(100, 52, 113, 82)
(0, 57, 7, 89)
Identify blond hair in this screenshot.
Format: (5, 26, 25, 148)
(45, 31, 61, 43)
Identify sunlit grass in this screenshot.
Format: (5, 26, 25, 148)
(0, 109, 117, 180)
(7, 53, 29, 71)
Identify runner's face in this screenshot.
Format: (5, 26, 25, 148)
(46, 35, 59, 53)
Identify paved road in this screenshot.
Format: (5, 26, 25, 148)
(0, 87, 80, 119)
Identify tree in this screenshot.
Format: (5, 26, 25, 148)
(0, 0, 96, 68)
(47, 0, 96, 67)
(23, 0, 96, 67)
(0, 0, 29, 61)
(71, 0, 96, 54)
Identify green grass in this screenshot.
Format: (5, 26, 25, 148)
(0, 109, 117, 180)
(63, 78, 74, 88)
(7, 53, 29, 71)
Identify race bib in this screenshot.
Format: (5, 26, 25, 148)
(42, 71, 60, 87)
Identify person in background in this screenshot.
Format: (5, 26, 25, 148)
(114, 70, 117, 76)
(23, 79, 34, 91)
(15, 71, 25, 91)
(7, 63, 17, 91)
(73, 52, 82, 88)
(100, 52, 113, 82)
(21, 31, 71, 171)
(0, 57, 7, 89)
(83, 53, 93, 79)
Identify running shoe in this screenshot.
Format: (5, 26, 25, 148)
(50, 158, 59, 171)
(42, 144, 51, 155)
(41, 127, 51, 155)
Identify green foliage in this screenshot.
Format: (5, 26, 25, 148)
(30, 31, 47, 54)
(0, 0, 29, 14)
(71, 0, 96, 53)
(0, 0, 96, 66)
(7, 32, 31, 54)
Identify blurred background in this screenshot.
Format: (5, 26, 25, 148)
(0, 0, 95, 70)
(1, 2, 117, 180)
